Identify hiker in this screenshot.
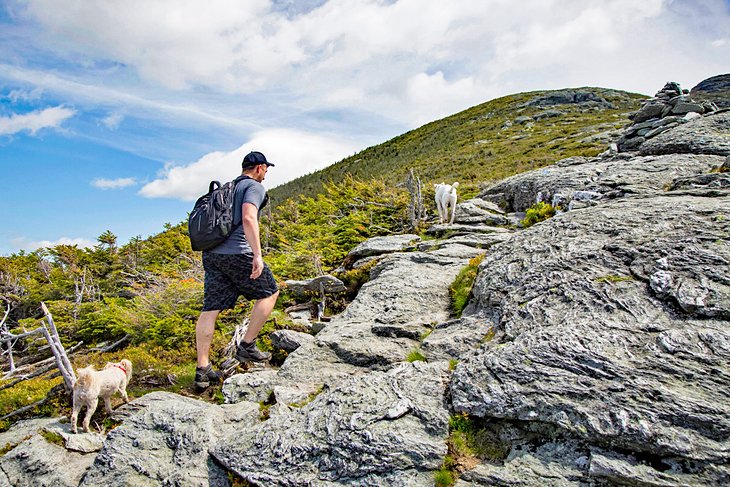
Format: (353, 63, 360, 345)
(194, 151, 280, 390)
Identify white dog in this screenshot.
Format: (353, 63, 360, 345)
(71, 359, 132, 433)
(435, 182, 459, 224)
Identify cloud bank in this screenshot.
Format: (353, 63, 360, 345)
(92, 177, 138, 190)
(139, 128, 359, 201)
(13, 0, 730, 129)
(0, 106, 76, 135)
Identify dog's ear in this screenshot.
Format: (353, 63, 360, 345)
(452, 182, 459, 188)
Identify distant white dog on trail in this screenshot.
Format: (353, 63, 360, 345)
(72, 359, 132, 433)
(434, 182, 459, 224)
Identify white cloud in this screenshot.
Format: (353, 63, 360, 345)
(24, 237, 96, 251)
(9, 0, 730, 130)
(101, 112, 124, 129)
(0, 106, 76, 135)
(139, 128, 359, 200)
(4, 87, 43, 103)
(92, 177, 137, 189)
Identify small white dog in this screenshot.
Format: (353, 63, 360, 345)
(71, 359, 132, 433)
(435, 182, 459, 224)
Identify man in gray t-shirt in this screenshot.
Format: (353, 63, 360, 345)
(194, 151, 280, 390)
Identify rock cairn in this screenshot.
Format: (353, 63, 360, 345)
(617, 81, 719, 152)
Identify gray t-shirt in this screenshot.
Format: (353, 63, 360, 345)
(209, 177, 267, 255)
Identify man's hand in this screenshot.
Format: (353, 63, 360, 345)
(251, 255, 264, 279)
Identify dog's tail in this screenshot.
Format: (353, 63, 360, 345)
(120, 359, 133, 382)
(74, 366, 94, 389)
(452, 182, 460, 188)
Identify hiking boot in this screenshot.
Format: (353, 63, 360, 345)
(235, 340, 271, 363)
(194, 364, 222, 389)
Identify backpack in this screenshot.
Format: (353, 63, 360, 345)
(188, 175, 249, 251)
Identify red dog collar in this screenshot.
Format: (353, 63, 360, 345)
(112, 364, 127, 375)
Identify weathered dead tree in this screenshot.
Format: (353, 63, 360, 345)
(0, 303, 77, 393)
(41, 302, 76, 392)
(405, 168, 426, 230)
(0, 304, 14, 374)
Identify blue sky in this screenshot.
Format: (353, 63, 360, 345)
(0, 0, 728, 255)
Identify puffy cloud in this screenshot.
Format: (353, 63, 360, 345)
(91, 177, 137, 190)
(101, 112, 124, 130)
(0, 106, 75, 135)
(23, 237, 96, 251)
(139, 128, 358, 200)
(10, 0, 730, 129)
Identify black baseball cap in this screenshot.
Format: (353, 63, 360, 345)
(242, 151, 275, 168)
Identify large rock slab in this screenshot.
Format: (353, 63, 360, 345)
(640, 111, 730, 156)
(691, 73, 730, 109)
(80, 392, 234, 487)
(211, 361, 451, 486)
(421, 317, 495, 362)
(0, 432, 96, 487)
(478, 153, 723, 211)
(451, 191, 730, 485)
(284, 274, 346, 298)
(345, 234, 420, 261)
(315, 250, 473, 368)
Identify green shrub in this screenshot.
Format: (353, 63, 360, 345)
(406, 349, 426, 362)
(434, 468, 455, 487)
(521, 202, 557, 227)
(449, 254, 485, 317)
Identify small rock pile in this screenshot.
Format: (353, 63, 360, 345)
(617, 81, 719, 152)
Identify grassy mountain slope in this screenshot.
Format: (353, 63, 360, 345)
(270, 87, 646, 204)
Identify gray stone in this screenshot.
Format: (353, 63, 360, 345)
(270, 329, 314, 352)
(44, 421, 104, 453)
(450, 193, 730, 485)
(416, 232, 513, 252)
(0, 433, 95, 487)
(453, 198, 508, 225)
(346, 234, 420, 260)
(425, 223, 513, 236)
(690, 73, 730, 109)
(672, 101, 705, 115)
(421, 317, 495, 361)
(211, 362, 451, 486)
(222, 370, 278, 404)
(80, 392, 233, 486)
(478, 152, 723, 211)
(284, 274, 346, 298)
(641, 111, 730, 156)
(632, 102, 664, 123)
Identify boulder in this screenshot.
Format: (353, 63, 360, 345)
(80, 392, 234, 487)
(222, 370, 278, 404)
(284, 274, 346, 298)
(0, 433, 95, 487)
(269, 329, 314, 352)
(345, 234, 420, 261)
(451, 191, 730, 485)
(640, 111, 730, 156)
(478, 153, 723, 211)
(690, 73, 730, 109)
(211, 361, 451, 486)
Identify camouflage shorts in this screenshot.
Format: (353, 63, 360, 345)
(202, 252, 278, 311)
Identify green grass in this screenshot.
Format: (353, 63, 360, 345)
(449, 254, 485, 317)
(406, 349, 427, 362)
(595, 274, 634, 284)
(269, 88, 645, 208)
(40, 429, 64, 447)
(521, 202, 557, 227)
(289, 385, 325, 408)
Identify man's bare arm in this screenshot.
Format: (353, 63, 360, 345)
(242, 202, 264, 279)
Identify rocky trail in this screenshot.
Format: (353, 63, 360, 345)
(1, 90, 729, 487)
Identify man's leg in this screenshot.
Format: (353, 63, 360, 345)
(243, 291, 279, 343)
(196, 310, 220, 367)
